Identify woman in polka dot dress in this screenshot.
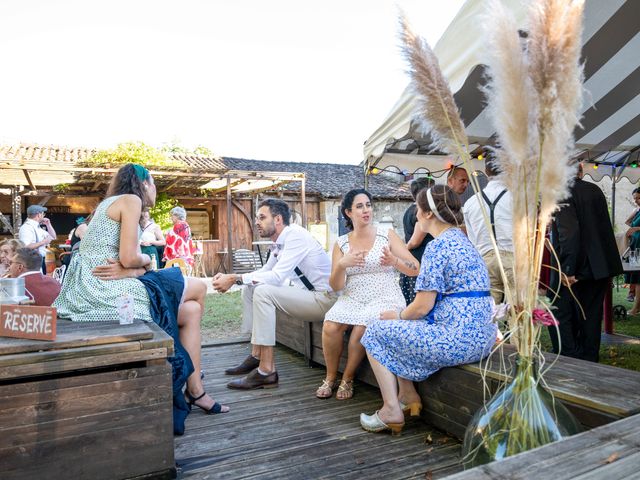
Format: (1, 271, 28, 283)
(315, 189, 419, 400)
(54, 163, 228, 418)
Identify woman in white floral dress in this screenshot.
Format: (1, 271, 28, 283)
(360, 185, 496, 435)
(315, 189, 419, 400)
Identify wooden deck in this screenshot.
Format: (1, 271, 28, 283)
(175, 343, 463, 479)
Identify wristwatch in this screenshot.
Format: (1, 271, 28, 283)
(235, 275, 243, 285)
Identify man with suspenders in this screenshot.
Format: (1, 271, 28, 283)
(212, 199, 337, 389)
(463, 150, 514, 309)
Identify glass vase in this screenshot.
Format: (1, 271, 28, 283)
(461, 355, 582, 468)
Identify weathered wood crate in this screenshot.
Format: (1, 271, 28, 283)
(0, 320, 175, 480)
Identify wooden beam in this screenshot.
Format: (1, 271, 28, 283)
(301, 176, 307, 228)
(22, 169, 36, 191)
(161, 178, 183, 192)
(11, 186, 21, 235)
(231, 199, 255, 238)
(226, 177, 233, 274)
(0, 164, 305, 181)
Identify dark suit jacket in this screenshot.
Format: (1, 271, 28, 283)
(550, 179, 622, 284)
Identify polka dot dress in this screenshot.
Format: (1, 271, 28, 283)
(324, 227, 406, 326)
(400, 274, 417, 304)
(53, 195, 153, 322)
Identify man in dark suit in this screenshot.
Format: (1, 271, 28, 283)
(548, 166, 623, 362)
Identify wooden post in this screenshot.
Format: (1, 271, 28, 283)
(11, 186, 21, 237)
(364, 157, 369, 190)
(301, 176, 307, 228)
(610, 165, 617, 230)
(226, 177, 233, 274)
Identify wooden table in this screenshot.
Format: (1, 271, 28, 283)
(0, 320, 175, 480)
(605, 261, 640, 334)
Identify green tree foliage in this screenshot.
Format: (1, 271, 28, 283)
(85, 141, 183, 168)
(150, 193, 179, 231)
(159, 141, 215, 157)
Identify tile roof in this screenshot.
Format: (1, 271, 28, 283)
(222, 157, 411, 200)
(0, 143, 97, 164)
(0, 143, 227, 171)
(0, 143, 410, 199)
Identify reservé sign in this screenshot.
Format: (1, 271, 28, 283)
(0, 305, 57, 341)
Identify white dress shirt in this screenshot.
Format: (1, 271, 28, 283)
(18, 218, 49, 257)
(241, 224, 332, 291)
(463, 179, 513, 255)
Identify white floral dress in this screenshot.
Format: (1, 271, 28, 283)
(361, 228, 496, 381)
(324, 227, 406, 326)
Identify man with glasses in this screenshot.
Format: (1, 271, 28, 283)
(212, 199, 336, 389)
(18, 205, 57, 274)
(8, 248, 61, 306)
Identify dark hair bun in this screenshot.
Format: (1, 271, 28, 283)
(416, 185, 463, 226)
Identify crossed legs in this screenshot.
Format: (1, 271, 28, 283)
(234, 284, 336, 379)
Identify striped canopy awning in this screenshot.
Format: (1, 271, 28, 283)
(364, 0, 640, 182)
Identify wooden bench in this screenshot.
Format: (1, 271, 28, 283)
(275, 315, 640, 437)
(0, 320, 175, 480)
(275, 315, 640, 478)
(232, 249, 262, 274)
(445, 413, 640, 479)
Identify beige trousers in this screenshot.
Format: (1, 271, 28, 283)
(483, 250, 517, 344)
(241, 284, 337, 346)
(482, 250, 514, 305)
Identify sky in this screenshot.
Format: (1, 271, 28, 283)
(0, 0, 465, 165)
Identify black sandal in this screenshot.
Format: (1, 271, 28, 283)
(185, 391, 228, 414)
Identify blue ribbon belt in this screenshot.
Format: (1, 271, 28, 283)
(425, 290, 491, 324)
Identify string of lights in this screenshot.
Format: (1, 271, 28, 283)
(367, 153, 491, 181)
(367, 163, 464, 180)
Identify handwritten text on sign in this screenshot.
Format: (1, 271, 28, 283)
(0, 305, 57, 341)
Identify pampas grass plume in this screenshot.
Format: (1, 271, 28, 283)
(399, 14, 469, 157)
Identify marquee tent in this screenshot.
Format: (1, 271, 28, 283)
(363, 0, 640, 184)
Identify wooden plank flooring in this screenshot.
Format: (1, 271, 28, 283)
(175, 343, 463, 479)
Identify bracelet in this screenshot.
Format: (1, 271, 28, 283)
(399, 310, 404, 320)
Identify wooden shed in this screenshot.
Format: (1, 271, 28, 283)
(0, 144, 413, 275)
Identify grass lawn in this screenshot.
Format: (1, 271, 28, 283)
(201, 291, 243, 341)
(538, 285, 640, 371)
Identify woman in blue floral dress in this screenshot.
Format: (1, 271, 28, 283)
(360, 185, 496, 435)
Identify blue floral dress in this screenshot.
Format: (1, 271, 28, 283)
(361, 228, 496, 381)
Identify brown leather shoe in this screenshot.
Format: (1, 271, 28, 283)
(224, 355, 260, 375)
(227, 368, 279, 390)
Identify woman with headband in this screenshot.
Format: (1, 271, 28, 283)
(54, 163, 228, 435)
(359, 184, 495, 436)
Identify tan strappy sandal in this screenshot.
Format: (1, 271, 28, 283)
(315, 379, 337, 399)
(336, 379, 354, 400)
